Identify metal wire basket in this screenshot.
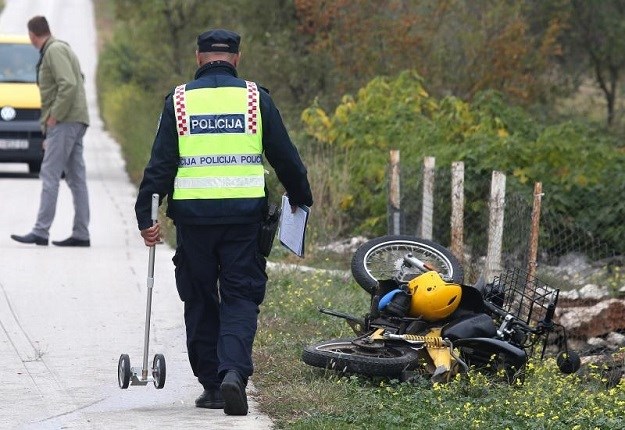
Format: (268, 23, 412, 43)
(484, 267, 559, 328)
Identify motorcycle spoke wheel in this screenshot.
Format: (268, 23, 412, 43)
(302, 338, 420, 377)
(351, 235, 464, 293)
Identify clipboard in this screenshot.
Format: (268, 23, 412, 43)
(278, 195, 310, 257)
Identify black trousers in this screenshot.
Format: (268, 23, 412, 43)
(173, 223, 267, 390)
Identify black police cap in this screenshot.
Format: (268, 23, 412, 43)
(197, 29, 240, 53)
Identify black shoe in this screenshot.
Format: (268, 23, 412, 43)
(10, 233, 48, 246)
(221, 370, 248, 416)
(52, 237, 90, 247)
(195, 389, 224, 409)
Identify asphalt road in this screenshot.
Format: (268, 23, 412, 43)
(0, 1, 273, 428)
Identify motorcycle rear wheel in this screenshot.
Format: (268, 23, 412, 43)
(351, 235, 464, 293)
(302, 338, 420, 377)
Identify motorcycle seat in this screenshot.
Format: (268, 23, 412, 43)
(441, 313, 497, 341)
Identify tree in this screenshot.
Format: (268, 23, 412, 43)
(293, 0, 436, 94)
(234, 0, 329, 127)
(565, 0, 625, 126)
(294, 0, 566, 108)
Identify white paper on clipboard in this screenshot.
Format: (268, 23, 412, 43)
(278, 195, 309, 257)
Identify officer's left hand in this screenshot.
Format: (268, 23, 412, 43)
(141, 222, 161, 247)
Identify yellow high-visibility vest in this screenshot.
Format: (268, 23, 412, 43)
(172, 81, 264, 200)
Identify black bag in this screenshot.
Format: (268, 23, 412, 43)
(259, 202, 281, 257)
(384, 290, 411, 317)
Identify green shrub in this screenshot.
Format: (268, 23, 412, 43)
(302, 72, 625, 255)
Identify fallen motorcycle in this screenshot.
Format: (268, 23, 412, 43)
(302, 235, 581, 383)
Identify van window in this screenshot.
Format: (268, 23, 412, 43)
(0, 43, 39, 83)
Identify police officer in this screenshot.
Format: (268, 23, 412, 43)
(134, 29, 313, 416)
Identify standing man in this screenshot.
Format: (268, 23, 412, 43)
(135, 29, 312, 415)
(11, 15, 90, 247)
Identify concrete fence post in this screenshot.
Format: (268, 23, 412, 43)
(450, 161, 465, 264)
(389, 150, 401, 235)
(421, 156, 435, 240)
(485, 171, 506, 282)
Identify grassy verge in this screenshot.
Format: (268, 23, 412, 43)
(257, 266, 625, 429)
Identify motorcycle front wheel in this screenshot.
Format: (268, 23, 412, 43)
(351, 235, 464, 293)
(302, 338, 420, 377)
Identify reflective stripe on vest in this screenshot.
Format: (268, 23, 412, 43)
(172, 82, 264, 200)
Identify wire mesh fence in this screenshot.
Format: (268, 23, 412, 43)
(388, 158, 625, 361)
(390, 162, 533, 283)
(389, 159, 624, 288)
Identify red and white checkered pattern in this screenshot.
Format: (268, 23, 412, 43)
(246, 81, 258, 134)
(174, 84, 188, 136)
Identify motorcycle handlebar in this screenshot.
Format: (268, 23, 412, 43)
(482, 300, 505, 318)
(484, 298, 557, 334)
(483, 300, 534, 334)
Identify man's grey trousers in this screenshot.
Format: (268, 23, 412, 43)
(32, 122, 90, 241)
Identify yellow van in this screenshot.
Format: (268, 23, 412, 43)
(0, 34, 44, 173)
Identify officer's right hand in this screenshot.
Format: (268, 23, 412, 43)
(140, 222, 161, 247)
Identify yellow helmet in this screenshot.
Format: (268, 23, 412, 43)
(407, 271, 462, 321)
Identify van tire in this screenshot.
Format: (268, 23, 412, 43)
(28, 161, 41, 174)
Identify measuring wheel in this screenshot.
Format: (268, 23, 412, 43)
(116, 195, 167, 390)
(118, 354, 131, 389)
(152, 354, 166, 389)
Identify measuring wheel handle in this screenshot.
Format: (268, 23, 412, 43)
(152, 354, 166, 389)
(118, 354, 131, 389)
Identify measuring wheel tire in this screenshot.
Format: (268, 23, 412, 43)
(351, 235, 464, 294)
(152, 354, 166, 389)
(118, 354, 131, 389)
(302, 338, 420, 377)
